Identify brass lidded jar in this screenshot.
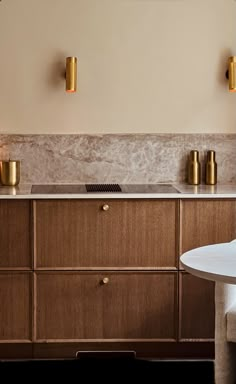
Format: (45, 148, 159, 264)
(187, 150, 201, 185)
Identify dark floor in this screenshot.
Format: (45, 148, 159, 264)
(0, 359, 214, 382)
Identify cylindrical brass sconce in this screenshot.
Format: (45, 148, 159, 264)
(228, 56, 236, 92)
(66, 57, 77, 93)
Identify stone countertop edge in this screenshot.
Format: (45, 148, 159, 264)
(1, 183, 236, 198)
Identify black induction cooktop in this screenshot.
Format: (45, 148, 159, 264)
(31, 184, 180, 194)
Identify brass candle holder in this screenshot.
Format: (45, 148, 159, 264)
(0, 160, 20, 186)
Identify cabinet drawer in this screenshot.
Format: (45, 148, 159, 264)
(36, 272, 177, 341)
(34, 199, 178, 268)
(0, 272, 32, 341)
(0, 201, 31, 268)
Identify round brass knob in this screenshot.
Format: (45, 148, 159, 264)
(102, 204, 109, 211)
(102, 277, 109, 284)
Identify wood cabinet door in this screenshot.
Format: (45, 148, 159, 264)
(181, 199, 236, 254)
(179, 199, 235, 340)
(36, 272, 177, 341)
(179, 272, 215, 341)
(0, 272, 32, 341)
(34, 199, 178, 269)
(0, 200, 31, 268)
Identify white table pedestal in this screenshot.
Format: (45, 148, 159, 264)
(215, 282, 236, 384)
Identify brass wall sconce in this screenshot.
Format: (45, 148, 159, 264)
(226, 56, 236, 92)
(66, 57, 77, 93)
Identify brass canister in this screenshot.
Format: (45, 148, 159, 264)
(0, 160, 20, 186)
(205, 150, 217, 185)
(187, 150, 201, 185)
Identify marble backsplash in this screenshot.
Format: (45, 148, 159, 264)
(0, 134, 236, 184)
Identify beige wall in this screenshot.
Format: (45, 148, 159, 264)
(0, 0, 235, 134)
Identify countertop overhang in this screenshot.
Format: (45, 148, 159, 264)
(1, 183, 236, 199)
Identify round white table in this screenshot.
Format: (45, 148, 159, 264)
(180, 242, 236, 285)
(180, 242, 236, 384)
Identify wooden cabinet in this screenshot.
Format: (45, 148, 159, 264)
(0, 272, 32, 341)
(2, 197, 236, 359)
(0, 201, 32, 358)
(34, 199, 178, 269)
(179, 199, 236, 341)
(32, 199, 179, 357)
(36, 272, 177, 341)
(0, 200, 31, 268)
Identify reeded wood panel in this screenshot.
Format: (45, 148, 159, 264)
(36, 272, 177, 341)
(179, 272, 215, 340)
(35, 200, 177, 268)
(0, 272, 32, 341)
(0, 200, 31, 268)
(181, 199, 236, 254)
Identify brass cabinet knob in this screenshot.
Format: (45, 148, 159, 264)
(102, 277, 109, 284)
(102, 204, 109, 211)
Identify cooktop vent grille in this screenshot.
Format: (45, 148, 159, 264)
(85, 184, 122, 193)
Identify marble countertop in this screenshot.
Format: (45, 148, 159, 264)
(1, 183, 236, 199)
